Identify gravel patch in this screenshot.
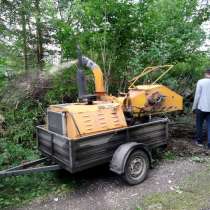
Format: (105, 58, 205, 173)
(16, 158, 209, 210)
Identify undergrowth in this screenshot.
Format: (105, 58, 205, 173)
(0, 172, 74, 208)
(162, 150, 177, 160)
(0, 69, 77, 209)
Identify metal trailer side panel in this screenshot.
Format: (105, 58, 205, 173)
(71, 119, 168, 173)
(37, 118, 168, 174)
(37, 126, 73, 172)
(71, 130, 127, 173)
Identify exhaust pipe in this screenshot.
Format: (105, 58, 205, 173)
(81, 56, 105, 95)
(76, 46, 87, 99)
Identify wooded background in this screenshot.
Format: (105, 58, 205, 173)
(1, 0, 210, 91)
(0, 0, 210, 207)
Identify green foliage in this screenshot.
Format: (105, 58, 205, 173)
(191, 156, 206, 163)
(0, 172, 74, 208)
(0, 142, 37, 169)
(1, 100, 44, 149)
(129, 0, 208, 71)
(55, 0, 149, 92)
(163, 151, 176, 160)
(44, 68, 78, 104)
(55, 0, 210, 93)
(0, 68, 78, 208)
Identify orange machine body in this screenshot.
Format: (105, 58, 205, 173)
(48, 102, 127, 139)
(124, 85, 183, 117)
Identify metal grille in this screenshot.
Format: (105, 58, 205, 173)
(47, 111, 66, 135)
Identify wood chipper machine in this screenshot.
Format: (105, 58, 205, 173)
(0, 49, 183, 185)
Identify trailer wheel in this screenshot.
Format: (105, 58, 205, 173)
(122, 150, 149, 185)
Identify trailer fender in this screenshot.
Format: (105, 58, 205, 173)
(110, 142, 153, 175)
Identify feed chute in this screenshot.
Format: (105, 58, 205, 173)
(123, 65, 183, 118)
(81, 56, 106, 96)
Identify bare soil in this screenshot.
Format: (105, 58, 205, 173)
(16, 158, 209, 210)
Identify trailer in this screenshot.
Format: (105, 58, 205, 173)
(0, 118, 168, 185)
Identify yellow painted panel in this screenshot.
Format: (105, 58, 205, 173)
(48, 102, 127, 140)
(128, 84, 183, 116)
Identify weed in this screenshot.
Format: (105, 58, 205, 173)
(0, 172, 74, 208)
(162, 150, 176, 160)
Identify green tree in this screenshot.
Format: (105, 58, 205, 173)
(130, 0, 209, 67)
(55, 0, 147, 92)
(55, 0, 209, 93)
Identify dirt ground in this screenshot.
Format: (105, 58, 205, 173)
(16, 158, 209, 210)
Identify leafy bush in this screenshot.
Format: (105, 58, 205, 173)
(0, 142, 37, 169)
(0, 68, 78, 208)
(1, 100, 43, 148)
(0, 172, 74, 208)
(44, 68, 77, 104)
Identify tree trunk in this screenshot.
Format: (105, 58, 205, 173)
(34, 0, 44, 71)
(21, 11, 28, 71)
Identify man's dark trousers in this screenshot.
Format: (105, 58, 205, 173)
(196, 109, 210, 146)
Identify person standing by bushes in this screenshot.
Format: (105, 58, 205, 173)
(192, 69, 210, 148)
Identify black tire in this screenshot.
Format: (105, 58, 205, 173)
(122, 150, 149, 185)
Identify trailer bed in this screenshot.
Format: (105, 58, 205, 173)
(37, 118, 168, 173)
